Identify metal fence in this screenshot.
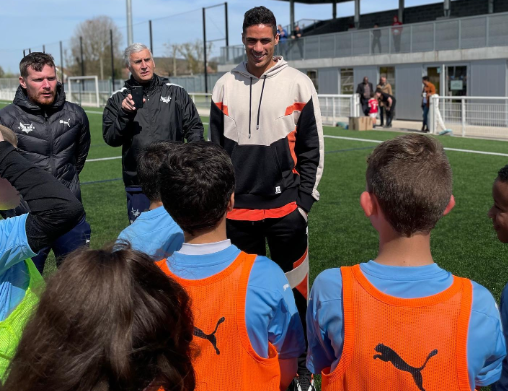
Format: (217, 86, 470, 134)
(430, 95, 508, 139)
(220, 12, 508, 64)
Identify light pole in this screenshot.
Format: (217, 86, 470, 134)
(126, 0, 134, 46)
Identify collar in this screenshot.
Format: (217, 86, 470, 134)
(178, 240, 232, 256)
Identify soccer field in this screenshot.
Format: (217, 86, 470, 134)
(2, 102, 508, 295)
(2, 102, 507, 389)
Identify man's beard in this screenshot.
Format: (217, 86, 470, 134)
(28, 90, 56, 106)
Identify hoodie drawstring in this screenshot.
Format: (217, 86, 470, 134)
(256, 76, 267, 131)
(249, 77, 253, 138)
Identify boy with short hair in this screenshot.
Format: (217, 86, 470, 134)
(307, 134, 505, 390)
(117, 141, 183, 258)
(156, 142, 305, 391)
(488, 164, 508, 390)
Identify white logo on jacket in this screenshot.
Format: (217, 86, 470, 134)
(18, 122, 35, 134)
(160, 95, 171, 104)
(60, 118, 71, 128)
(275, 186, 281, 194)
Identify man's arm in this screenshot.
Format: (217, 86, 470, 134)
(294, 85, 324, 213)
(356, 84, 362, 94)
(387, 84, 393, 96)
(0, 142, 84, 256)
(279, 358, 298, 391)
(102, 91, 133, 147)
(176, 87, 204, 142)
(75, 108, 91, 173)
(209, 81, 226, 146)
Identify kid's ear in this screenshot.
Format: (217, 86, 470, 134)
(443, 195, 455, 216)
(360, 191, 376, 217)
(227, 193, 235, 213)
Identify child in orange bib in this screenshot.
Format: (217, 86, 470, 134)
(156, 142, 305, 391)
(307, 134, 505, 390)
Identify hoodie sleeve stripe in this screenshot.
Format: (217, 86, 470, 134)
(215, 102, 229, 116)
(285, 102, 307, 116)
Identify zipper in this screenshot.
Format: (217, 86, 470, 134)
(45, 111, 56, 175)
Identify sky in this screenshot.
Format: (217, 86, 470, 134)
(1, 0, 442, 74)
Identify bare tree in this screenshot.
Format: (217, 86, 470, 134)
(67, 16, 123, 78)
(178, 40, 213, 75)
(163, 42, 181, 76)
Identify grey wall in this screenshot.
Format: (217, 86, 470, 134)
(470, 60, 507, 97)
(395, 64, 424, 120)
(354, 67, 378, 91)
(318, 68, 339, 94)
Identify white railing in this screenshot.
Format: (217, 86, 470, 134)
(189, 92, 360, 126)
(429, 95, 508, 139)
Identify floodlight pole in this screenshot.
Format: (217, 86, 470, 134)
(149, 20, 153, 54)
(59, 41, 64, 83)
(225, 2, 229, 47)
(126, 0, 134, 45)
(43, 45, 46, 53)
(110, 29, 115, 92)
(203, 7, 208, 94)
(80, 36, 85, 76)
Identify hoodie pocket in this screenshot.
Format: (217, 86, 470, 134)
(230, 144, 284, 197)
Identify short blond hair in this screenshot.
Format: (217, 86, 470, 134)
(0, 125, 18, 147)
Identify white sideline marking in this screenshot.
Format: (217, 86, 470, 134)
(87, 156, 122, 162)
(324, 135, 508, 157)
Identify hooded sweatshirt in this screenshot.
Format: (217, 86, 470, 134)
(209, 57, 324, 214)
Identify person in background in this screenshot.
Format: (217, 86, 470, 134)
(368, 94, 379, 128)
(0, 125, 85, 380)
(117, 141, 184, 259)
(376, 76, 393, 127)
(372, 23, 381, 54)
(291, 25, 304, 59)
(356, 77, 374, 116)
(3, 245, 196, 391)
(103, 43, 204, 225)
(375, 88, 396, 128)
(488, 164, 508, 391)
(392, 16, 403, 53)
(278, 24, 289, 57)
(0, 52, 91, 274)
(422, 76, 436, 133)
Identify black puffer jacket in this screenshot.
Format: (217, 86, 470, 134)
(103, 74, 204, 187)
(0, 84, 90, 210)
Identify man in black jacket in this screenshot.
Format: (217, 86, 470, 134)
(0, 52, 91, 273)
(103, 43, 204, 223)
(356, 77, 374, 116)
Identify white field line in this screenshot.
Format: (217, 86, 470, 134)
(324, 135, 508, 157)
(86, 156, 122, 162)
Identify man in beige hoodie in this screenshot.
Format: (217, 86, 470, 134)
(209, 6, 324, 391)
(376, 76, 392, 127)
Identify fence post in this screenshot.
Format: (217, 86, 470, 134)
(369, 30, 372, 55)
(332, 96, 336, 124)
(433, 22, 436, 51)
(429, 96, 435, 134)
(486, 15, 490, 47)
(458, 19, 461, 49)
(410, 25, 413, 53)
(59, 41, 64, 83)
(461, 97, 466, 137)
(388, 27, 392, 53)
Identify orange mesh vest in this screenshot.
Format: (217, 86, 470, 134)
(156, 252, 280, 391)
(322, 265, 473, 391)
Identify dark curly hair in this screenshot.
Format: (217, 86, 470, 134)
(159, 142, 235, 236)
(19, 52, 55, 78)
(498, 164, 508, 183)
(4, 244, 197, 391)
(243, 6, 277, 36)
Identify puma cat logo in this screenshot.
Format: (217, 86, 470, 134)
(160, 95, 171, 104)
(193, 317, 225, 355)
(373, 343, 438, 391)
(59, 118, 71, 127)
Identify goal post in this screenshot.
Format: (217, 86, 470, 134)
(67, 76, 100, 108)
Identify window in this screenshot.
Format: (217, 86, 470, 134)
(379, 67, 395, 95)
(446, 66, 467, 97)
(340, 68, 354, 95)
(307, 70, 318, 93)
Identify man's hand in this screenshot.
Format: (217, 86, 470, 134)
(121, 94, 146, 113)
(0, 131, 5, 142)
